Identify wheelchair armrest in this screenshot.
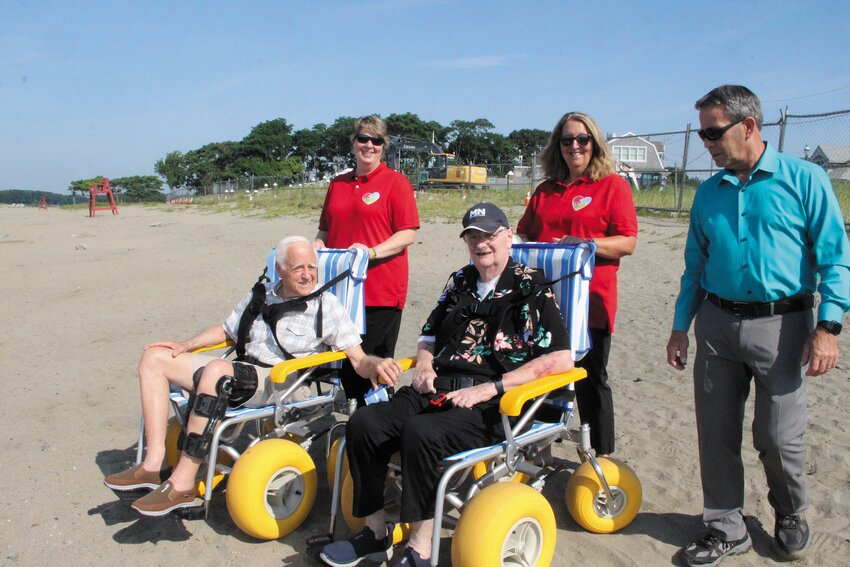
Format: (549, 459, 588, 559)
(499, 368, 588, 417)
(269, 351, 348, 384)
(192, 340, 235, 354)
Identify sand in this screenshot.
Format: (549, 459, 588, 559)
(1, 204, 848, 566)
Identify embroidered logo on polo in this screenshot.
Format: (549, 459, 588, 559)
(362, 192, 380, 205)
(572, 196, 591, 211)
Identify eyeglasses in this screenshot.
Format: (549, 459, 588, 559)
(355, 134, 385, 146)
(463, 228, 507, 244)
(559, 134, 593, 147)
(697, 118, 745, 141)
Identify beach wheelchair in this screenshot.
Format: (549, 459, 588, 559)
(318, 242, 642, 566)
(133, 247, 370, 540)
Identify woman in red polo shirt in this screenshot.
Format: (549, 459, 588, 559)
(517, 111, 638, 457)
(315, 115, 420, 403)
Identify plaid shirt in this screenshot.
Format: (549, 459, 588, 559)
(223, 281, 362, 366)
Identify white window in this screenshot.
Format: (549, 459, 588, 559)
(612, 145, 647, 163)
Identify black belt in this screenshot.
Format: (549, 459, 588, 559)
(434, 376, 484, 392)
(706, 293, 813, 317)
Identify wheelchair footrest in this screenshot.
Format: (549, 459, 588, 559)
(174, 504, 207, 520)
(306, 533, 333, 548)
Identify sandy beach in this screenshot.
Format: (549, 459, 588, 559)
(1, 204, 847, 567)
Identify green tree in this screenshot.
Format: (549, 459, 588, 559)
(508, 129, 550, 164)
(385, 113, 448, 145)
(322, 117, 357, 172)
(183, 141, 241, 194)
(155, 151, 188, 191)
(446, 119, 518, 164)
(240, 118, 294, 162)
(110, 175, 165, 202)
(68, 176, 105, 200)
(292, 124, 326, 178)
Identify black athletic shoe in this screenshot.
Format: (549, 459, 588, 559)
(319, 522, 394, 567)
(679, 532, 752, 566)
(774, 514, 811, 557)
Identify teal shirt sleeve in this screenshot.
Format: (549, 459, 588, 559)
(672, 196, 707, 331)
(805, 165, 850, 322)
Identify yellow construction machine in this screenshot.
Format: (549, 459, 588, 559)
(387, 136, 488, 189)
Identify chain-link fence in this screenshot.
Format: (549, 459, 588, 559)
(614, 108, 850, 225)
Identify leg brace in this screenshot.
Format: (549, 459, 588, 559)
(178, 369, 235, 459)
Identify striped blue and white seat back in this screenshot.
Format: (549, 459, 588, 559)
(266, 247, 369, 334)
(510, 242, 595, 362)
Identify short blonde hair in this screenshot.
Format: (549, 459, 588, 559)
(538, 111, 614, 182)
(350, 115, 388, 147)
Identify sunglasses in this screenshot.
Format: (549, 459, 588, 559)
(697, 118, 744, 142)
(355, 134, 385, 146)
(559, 134, 593, 147)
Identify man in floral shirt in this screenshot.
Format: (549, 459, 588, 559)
(321, 203, 572, 567)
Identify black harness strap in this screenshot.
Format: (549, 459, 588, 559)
(261, 268, 352, 358)
(235, 267, 271, 361)
(436, 258, 587, 374)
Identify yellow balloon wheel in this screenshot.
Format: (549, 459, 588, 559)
(452, 482, 556, 567)
(565, 457, 642, 533)
(226, 438, 317, 540)
(326, 437, 349, 491)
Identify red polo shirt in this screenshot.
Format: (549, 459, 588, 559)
(319, 162, 420, 309)
(517, 173, 638, 332)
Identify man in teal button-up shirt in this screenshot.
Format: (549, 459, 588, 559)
(666, 85, 850, 567)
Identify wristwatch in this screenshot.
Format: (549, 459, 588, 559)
(816, 320, 842, 335)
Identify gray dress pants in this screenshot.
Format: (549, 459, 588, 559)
(693, 300, 812, 541)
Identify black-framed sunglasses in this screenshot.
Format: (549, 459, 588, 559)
(355, 134, 385, 146)
(697, 118, 745, 142)
(559, 134, 593, 147)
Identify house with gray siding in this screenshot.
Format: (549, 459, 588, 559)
(810, 145, 850, 181)
(606, 132, 668, 189)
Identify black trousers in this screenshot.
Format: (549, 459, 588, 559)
(574, 327, 614, 454)
(346, 386, 501, 522)
(339, 306, 402, 403)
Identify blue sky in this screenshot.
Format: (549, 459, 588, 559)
(2, 0, 849, 193)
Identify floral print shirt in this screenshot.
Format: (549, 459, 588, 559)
(421, 259, 570, 381)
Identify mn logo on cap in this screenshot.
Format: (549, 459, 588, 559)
(469, 208, 486, 218)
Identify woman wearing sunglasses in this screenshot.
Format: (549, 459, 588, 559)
(315, 115, 420, 404)
(516, 111, 638, 458)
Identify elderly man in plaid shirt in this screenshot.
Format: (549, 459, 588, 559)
(104, 236, 401, 516)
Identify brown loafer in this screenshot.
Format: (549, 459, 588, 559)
(104, 464, 171, 492)
(132, 481, 199, 516)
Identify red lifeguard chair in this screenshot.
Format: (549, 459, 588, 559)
(38, 196, 49, 210)
(89, 178, 119, 217)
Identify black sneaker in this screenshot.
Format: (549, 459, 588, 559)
(319, 522, 394, 567)
(391, 547, 429, 567)
(679, 532, 752, 566)
(774, 514, 811, 557)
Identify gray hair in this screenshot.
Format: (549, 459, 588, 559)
(275, 236, 312, 268)
(695, 84, 763, 129)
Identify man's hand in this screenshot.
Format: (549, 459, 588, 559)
(666, 331, 689, 371)
(412, 364, 437, 394)
(372, 357, 402, 388)
(144, 340, 190, 358)
(802, 328, 840, 377)
(446, 383, 497, 409)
